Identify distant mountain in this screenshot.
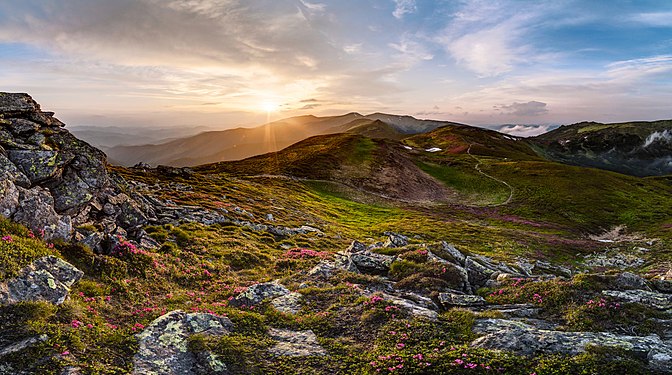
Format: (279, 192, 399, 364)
(531, 120, 672, 176)
(69, 125, 214, 149)
(105, 113, 461, 167)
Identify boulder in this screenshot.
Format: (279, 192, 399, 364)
(133, 311, 233, 375)
(270, 292, 303, 315)
(349, 251, 396, 274)
(0, 93, 39, 114)
(6, 150, 66, 184)
(602, 289, 672, 310)
(345, 240, 367, 253)
(471, 318, 672, 371)
(0, 180, 19, 218)
(229, 282, 290, 307)
(267, 328, 327, 357)
(0, 334, 48, 357)
(0, 256, 83, 305)
(614, 272, 650, 291)
(14, 187, 71, 241)
(0, 152, 30, 188)
(384, 232, 408, 248)
(438, 293, 486, 308)
(308, 261, 337, 279)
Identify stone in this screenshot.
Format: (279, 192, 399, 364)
(433, 241, 466, 266)
(267, 328, 327, 357)
(438, 293, 486, 308)
(465, 256, 497, 289)
(380, 292, 439, 320)
(229, 281, 290, 307)
(614, 272, 650, 291)
(0, 256, 83, 305)
(0, 152, 30, 188)
(0, 335, 48, 357)
(50, 169, 94, 212)
(6, 150, 66, 184)
(271, 292, 303, 315)
(6, 119, 40, 136)
(0, 180, 19, 218)
(0, 93, 39, 114)
(349, 251, 396, 275)
(308, 261, 337, 279)
(426, 250, 471, 293)
(133, 310, 233, 375)
(652, 279, 672, 294)
(14, 187, 72, 241)
(345, 240, 367, 253)
(602, 289, 672, 310)
(471, 318, 672, 371)
(384, 232, 408, 248)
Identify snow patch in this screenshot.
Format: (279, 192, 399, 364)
(643, 130, 671, 148)
(425, 147, 442, 153)
(402, 145, 412, 150)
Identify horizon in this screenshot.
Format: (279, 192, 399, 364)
(1, 0, 671, 132)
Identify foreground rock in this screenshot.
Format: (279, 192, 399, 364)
(472, 318, 672, 372)
(0, 92, 151, 248)
(267, 328, 327, 357)
(602, 289, 672, 310)
(0, 256, 83, 305)
(438, 293, 486, 308)
(229, 281, 290, 307)
(133, 310, 233, 375)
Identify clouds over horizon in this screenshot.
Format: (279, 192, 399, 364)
(0, 0, 670, 128)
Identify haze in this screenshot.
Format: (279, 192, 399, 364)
(1, 0, 671, 134)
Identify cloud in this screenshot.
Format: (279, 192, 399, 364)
(496, 101, 548, 116)
(497, 124, 557, 137)
(630, 12, 672, 27)
(392, 0, 416, 19)
(392, 0, 418, 19)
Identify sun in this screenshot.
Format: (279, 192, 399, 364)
(260, 101, 280, 113)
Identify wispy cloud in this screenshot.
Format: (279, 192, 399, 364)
(392, 0, 416, 19)
(496, 101, 548, 116)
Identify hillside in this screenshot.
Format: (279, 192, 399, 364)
(2, 93, 672, 374)
(104, 114, 459, 167)
(532, 120, 672, 176)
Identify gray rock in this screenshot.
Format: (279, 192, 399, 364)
(334, 253, 360, 273)
(602, 289, 672, 310)
(14, 187, 72, 241)
(0, 93, 39, 114)
(438, 293, 486, 308)
(50, 169, 94, 212)
(427, 250, 471, 293)
(471, 318, 672, 371)
(7, 150, 66, 184)
(349, 251, 396, 275)
(433, 241, 466, 266)
(614, 272, 650, 291)
(308, 261, 337, 279)
(380, 292, 439, 320)
(229, 281, 290, 307)
(0, 152, 30, 188)
(0, 180, 19, 218)
(465, 256, 498, 289)
(0, 256, 83, 305)
(652, 279, 672, 294)
(133, 310, 233, 375)
(384, 232, 408, 248)
(6, 119, 40, 136)
(271, 292, 303, 315)
(267, 328, 327, 357)
(0, 335, 48, 357)
(345, 240, 367, 253)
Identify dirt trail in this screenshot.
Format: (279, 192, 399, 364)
(466, 144, 514, 206)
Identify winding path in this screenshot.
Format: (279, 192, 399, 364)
(466, 144, 514, 206)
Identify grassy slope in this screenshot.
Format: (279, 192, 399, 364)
(3, 125, 672, 374)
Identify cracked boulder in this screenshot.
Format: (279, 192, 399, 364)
(133, 310, 233, 375)
(267, 328, 327, 357)
(0, 256, 83, 305)
(229, 281, 290, 307)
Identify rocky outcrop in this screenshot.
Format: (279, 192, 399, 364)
(438, 293, 486, 308)
(229, 281, 290, 307)
(0, 256, 83, 305)
(267, 328, 327, 357)
(270, 292, 303, 315)
(602, 289, 672, 311)
(0, 93, 150, 247)
(133, 310, 233, 375)
(471, 318, 672, 372)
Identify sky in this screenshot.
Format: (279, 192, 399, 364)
(1, 0, 671, 135)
